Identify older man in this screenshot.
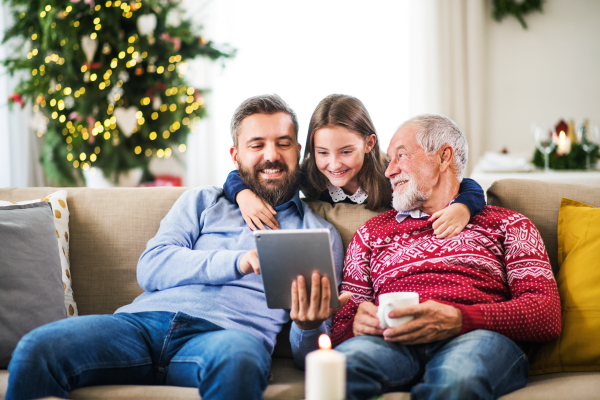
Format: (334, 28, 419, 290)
(6, 94, 346, 400)
(332, 114, 561, 400)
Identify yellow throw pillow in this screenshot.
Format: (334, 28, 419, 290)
(529, 198, 600, 374)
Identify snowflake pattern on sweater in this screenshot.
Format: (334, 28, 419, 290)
(332, 205, 561, 347)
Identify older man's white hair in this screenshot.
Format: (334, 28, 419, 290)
(398, 114, 468, 181)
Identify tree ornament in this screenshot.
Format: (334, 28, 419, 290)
(137, 14, 157, 36)
(113, 107, 139, 138)
(161, 33, 181, 51)
(71, 0, 95, 9)
(118, 71, 130, 83)
(152, 95, 162, 110)
(64, 96, 75, 109)
(7, 93, 25, 108)
(102, 43, 112, 55)
(87, 115, 95, 133)
(108, 86, 124, 104)
(30, 111, 48, 133)
(81, 36, 98, 64)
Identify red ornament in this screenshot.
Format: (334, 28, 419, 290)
(84, 62, 102, 70)
(8, 93, 25, 108)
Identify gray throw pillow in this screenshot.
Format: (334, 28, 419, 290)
(0, 202, 67, 368)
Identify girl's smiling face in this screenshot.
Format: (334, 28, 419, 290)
(314, 125, 376, 195)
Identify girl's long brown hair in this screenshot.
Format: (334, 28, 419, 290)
(300, 94, 392, 211)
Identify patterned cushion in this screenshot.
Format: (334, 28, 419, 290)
(0, 190, 78, 317)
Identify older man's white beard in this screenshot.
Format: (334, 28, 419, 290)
(391, 175, 428, 212)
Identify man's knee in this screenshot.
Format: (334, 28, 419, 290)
(206, 330, 270, 375)
(11, 323, 67, 366)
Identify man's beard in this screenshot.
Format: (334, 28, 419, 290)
(238, 159, 301, 207)
(391, 174, 428, 212)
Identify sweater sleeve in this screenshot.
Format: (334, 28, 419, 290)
(454, 215, 562, 342)
(223, 170, 248, 204)
(331, 225, 375, 347)
(136, 188, 246, 292)
(454, 178, 485, 217)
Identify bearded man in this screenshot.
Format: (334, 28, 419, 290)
(6, 94, 347, 400)
(331, 114, 561, 400)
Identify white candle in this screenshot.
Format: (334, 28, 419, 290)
(557, 130, 571, 154)
(305, 334, 346, 400)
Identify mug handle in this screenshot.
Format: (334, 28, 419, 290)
(377, 303, 393, 328)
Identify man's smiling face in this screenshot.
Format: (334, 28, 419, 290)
(384, 123, 438, 211)
(230, 112, 302, 207)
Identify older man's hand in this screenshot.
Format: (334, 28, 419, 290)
(382, 300, 462, 344)
(352, 301, 384, 337)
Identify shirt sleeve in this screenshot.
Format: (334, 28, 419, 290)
(223, 170, 248, 204)
(454, 178, 486, 217)
(136, 188, 246, 292)
(331, 225, 375, 347)
(454, 215, 562, 342)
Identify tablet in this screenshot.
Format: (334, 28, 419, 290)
(254, 229, 339, 309)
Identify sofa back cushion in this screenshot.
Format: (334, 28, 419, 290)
(304, 200, 390, 251)
(486, 179, 600, 274)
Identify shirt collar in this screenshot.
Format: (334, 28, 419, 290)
(394, 195, 460, 223)
(326, 182, 368, 204)
(395, 209, 430, 223)
(274, 191, 304, 218)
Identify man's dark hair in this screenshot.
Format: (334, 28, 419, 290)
(230, 94, 299, 148)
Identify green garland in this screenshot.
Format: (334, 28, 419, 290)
(492, 0, 544, 29)
(533, 142, 599, 170)
(3, 0, 235, 185)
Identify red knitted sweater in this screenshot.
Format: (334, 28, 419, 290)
(331, 205, 561, 347)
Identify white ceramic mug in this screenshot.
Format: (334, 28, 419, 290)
(377, 292, 419, 328)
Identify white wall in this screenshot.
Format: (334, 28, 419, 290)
(180, 0, 420, 187)
(483, 0, 600, 157)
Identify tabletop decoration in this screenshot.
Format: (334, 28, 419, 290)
(532, 120, 599, 170)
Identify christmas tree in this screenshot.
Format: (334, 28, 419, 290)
(3, 0, 234, 185)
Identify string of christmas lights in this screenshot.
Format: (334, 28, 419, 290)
(3, 0, 234, 185)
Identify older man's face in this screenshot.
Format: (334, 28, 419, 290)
(384, 124, 438, 211)
(230, 112, 301, 207)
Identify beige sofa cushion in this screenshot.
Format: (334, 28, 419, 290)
(304, 199, 390, 251)
(486, 179, 600, 274)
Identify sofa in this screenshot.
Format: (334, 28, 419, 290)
(1, 178, 600, 400)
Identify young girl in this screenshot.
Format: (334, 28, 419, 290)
(224, 94, 485, 237)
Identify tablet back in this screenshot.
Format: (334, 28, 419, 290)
(254, 229, 339, 309)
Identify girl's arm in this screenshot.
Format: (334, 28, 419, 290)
(428, 178, 485, 239)
(223, 170, 278, 230)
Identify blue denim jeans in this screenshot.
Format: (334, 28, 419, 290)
(6, 312, 271, 400)
(336, 330, 528, 400)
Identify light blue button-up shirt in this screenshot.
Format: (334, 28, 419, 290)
(116, 186, 344, 367)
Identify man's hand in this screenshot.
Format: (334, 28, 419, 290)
(239, 250, 261, 275)
(429, 203, 471, 239)
(352, 301, 384, 337)
(382, 300, 462, 344)
(290, 272, 352, 330)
